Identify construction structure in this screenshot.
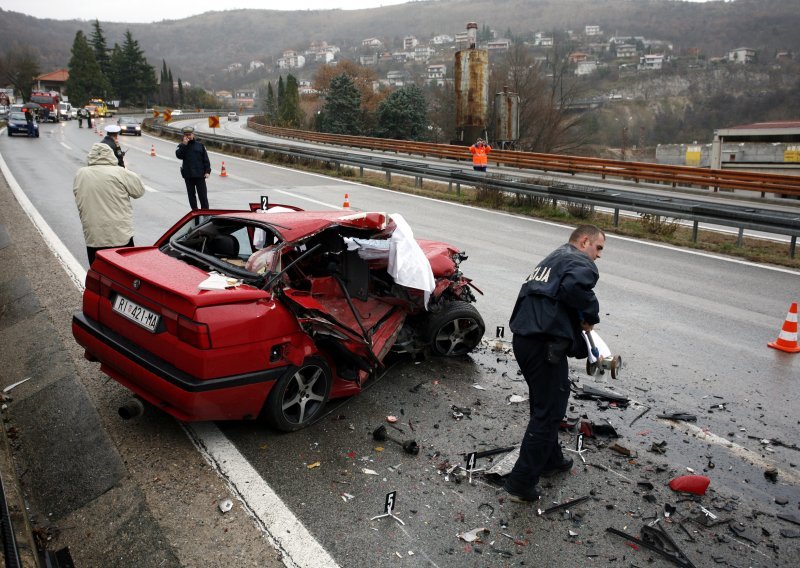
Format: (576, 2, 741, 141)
(453, 23, 489, 146)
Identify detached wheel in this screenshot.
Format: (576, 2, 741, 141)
(425, 301, 485, 356)
(586, 360, 598, 376)
(265, 358, 332, 432)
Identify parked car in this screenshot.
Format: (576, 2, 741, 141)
(70, 107, 79, 119)
(227, 112, 239, 122)
(72, 204, 484, 430)
(117, 116, 142, 136)
(6, 111, 39, 137)
(171, 109, 183, 116)
(59, 102, 72, 120)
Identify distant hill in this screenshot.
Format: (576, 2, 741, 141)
(2, 0, 799, 86)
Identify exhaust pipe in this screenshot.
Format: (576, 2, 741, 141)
(118, 398, 144, 420)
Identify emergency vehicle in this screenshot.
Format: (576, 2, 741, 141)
(30, 91, 61, 122)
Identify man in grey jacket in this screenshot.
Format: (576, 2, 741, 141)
(73, 143, 145, 264)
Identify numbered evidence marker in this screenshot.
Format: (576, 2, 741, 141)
(464, 452, 485, 484)
(565, 433, 588, 463)
(260, 195, 269, 211)
(370, 491, 405, 525)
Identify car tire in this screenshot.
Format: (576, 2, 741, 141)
(264, 357, 332, 432)
(424, 301, 485, 356)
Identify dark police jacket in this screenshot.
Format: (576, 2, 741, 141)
(509, 243, 600, 358)
(175, 139, 211, 179)
(101, 136, 125, 167)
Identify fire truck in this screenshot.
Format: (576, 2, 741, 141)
(30, 90, 61, 122)
(86, 98, 111, 118)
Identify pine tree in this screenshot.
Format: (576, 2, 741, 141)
(66, 30, 108, 107)
(109, 30, 156, 106)
(90, 20, 111, 85)
(278, 74, 304, 128)
(178, 78, 184, 108)
(264, 82, 277, 125)
(376, 85, 428, 140)
(319, 73, 362, 135)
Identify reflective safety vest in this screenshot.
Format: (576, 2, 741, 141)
(469, 144, 491, 166)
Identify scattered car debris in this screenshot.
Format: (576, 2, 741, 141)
(472, 384, 486, 390)
(607, 525, 697, 568)
(669, 475, 711, 496)
(507, 394, 527, 404)
(372, 425, 419, 455)
(451, 405, 472, 420)
(307, 461, 321, 469)
(386, 415, 398, 423)
(573, 384, 629, 407)
(588, 462, 633, 483)
(2, 377, 31, 393)
(657, 412, 698, 422)
(218, 499, 233, 513)
(609, 443, 633, 457)
(649, 440, 668, 454)
(763, 467, 779, 482)
(537, 495, 590, 516)
(777, 513, 800, 526)
(629, 405, 651, 426)
(457, 527, 488, 543)
(362, 468, 379, 475)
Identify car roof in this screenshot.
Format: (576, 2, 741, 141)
(218, 210, 389, 243)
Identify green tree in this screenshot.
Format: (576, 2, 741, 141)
(109, 30, 156, 106)
(178, 78, 184, 108)
(263, 81, 277, 124)
(65, 31, 108, 107)
(159, 60, 171, 106)
(375, 85, 428, 140)
(0, 46, 40, 102)
(278, 74, 304, 128)
(90, 19, 111, 85)
(319, 73, 362, 135)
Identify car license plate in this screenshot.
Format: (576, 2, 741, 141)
(112, 294, 160, 332)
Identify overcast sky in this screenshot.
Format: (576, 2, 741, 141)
(2, 0, 711, 24)
(1, 1, 411, 23)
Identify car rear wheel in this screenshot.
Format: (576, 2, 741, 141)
(265, 358, 332, 431)
(424, 301, 485, 356)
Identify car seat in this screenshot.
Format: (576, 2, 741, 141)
(208, 235, 240, 258)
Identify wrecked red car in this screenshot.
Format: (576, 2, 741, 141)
(72, 204, 484, 430)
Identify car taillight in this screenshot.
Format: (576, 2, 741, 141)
(162, 309, 212, 349)
(84, 270, 112, 297)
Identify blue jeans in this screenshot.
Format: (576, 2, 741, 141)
(506, 334, 571, 487)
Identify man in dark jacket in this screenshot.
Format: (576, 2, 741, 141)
(101, 124, 126, 167)
(175, 126, 211, 210)
(503, 224, 605, 502)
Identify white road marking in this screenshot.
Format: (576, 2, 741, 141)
(186, 423, 339, 568)
(143, 185, 158, 193)
(60, 142, 71, 150)
(275, 188, 341, 210)
(0, 149, 340, 568)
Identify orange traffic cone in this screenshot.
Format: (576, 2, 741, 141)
(342, 193, 350, 208)
(768, 302, 800, 353)
(150, 145, 156, 157)
(219, 162, 228, 177)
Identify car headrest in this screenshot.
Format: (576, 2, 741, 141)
(208, 235, 239, 258)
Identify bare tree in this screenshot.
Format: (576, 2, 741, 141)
(0, 46, 41, 102)
(491, 40, 587, 153)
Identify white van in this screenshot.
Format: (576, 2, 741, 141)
(59, 102, 72, 120)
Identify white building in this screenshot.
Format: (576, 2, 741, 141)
(487, 39, 510, 52)
(639, 54, 664, 70)
(431, 34, 454, 45)
(427, 64, 446, 83)
(575, 60, 599, 75)
(403, 36, 418, 50)
(728, 47, 756, 64)
(615, 44, 638, 58)
(585, 25, 602, 36)
(277, 50, 306, 69)
(361, 38, 383, 49)
(248, 60, 265, 72)
(414, 46, 434, 62)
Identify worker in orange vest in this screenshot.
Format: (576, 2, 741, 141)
(469, 138, 492, 172)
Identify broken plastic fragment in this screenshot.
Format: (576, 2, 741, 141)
(668, 475, 710, 495)
(386, 415, 398, 423)
(472, 384, 486, 390)
(457, 527, 488, 543)
(219, 499, 233, 513)
(307, 461, 321, 469)
(362, 468, 379, 475)
(508, 394, 527, 404)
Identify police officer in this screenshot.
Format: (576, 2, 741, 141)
(175, 126, 211, 210)
(101, 124, 126, 167)
(503, 225, 606, 502)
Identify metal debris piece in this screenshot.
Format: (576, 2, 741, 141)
(609, 443, 633, 457)
(657, 412, 697, 422)
(2, 377, 32, 393)
(218, 499, 233, 513)
(777, 513, 800, 526)
(764, 468, 779, 482)
(537, 495, 590, 516)
(780, 529, 800, 538)
(457, 527, 488, 543)
(462, 446, 515, 460)
(650, 440, 668, 454)
(574, 384, 629, 406)
(607, 526, 697, 568)
(588, 462, 633, 483)
(629, 405, 651, 427)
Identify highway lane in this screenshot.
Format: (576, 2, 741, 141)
(2, 118, 799, 566)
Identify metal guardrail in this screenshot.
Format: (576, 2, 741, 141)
(248, 122, 800, 198)
(149, 120, 800, 257)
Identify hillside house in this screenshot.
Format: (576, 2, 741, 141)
(616, 44, 638, 58)
(487, 39, 510, 52)
(728, 47, 756, 64)
(431, 34, 454, 45)
(34, 69, 68, 94)
(640, 54, 664, 70)
(403, 36, 418, 50)
(427, 64, 446, 85)
(362, 38, 383, 49)
(575, 60, 599, 75)
(277, 50, 306, 69)
(585, 25, 602, 36)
